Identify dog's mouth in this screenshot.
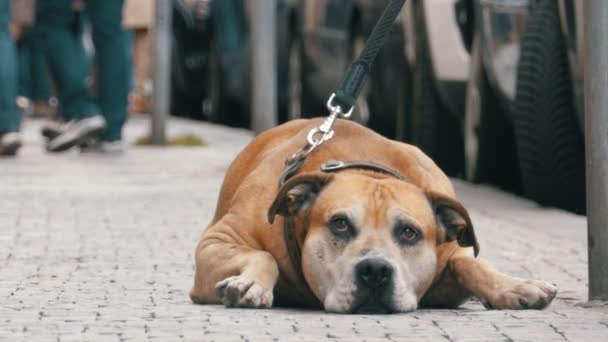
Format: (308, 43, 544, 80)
(349, 289, 397, 314)
(351, 301, 395, 314)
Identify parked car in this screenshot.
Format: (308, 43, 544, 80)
(464, 0, 586, 213)
(170, 0, 300, 128)
(295, 0, 410, 139)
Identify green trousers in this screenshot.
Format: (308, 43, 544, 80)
(34, 0, 129, 140)
(19, 31, 51, 103)
(0, 0, 21, 133)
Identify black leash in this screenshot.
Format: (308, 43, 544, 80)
(332, 0, 407, 112)
(280, 0, 407, 187)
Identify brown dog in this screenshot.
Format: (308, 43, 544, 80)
(190, 118, 557, 313)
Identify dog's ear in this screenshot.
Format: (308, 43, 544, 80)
(428, 191, 479, 257)
(267, 172, 334, 224)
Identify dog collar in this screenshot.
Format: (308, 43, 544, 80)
(320, 160, 406, 181)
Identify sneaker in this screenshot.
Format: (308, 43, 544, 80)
(0, 132, 22, 156)
(41, 119, 67, 140)
(47, 115, 106, 152)
(79, 138, 124, 154)
(100, 140, 125, 153)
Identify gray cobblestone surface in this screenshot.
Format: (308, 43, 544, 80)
(1, 117, 607, 341)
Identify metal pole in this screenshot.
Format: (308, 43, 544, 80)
(251, 0, 277, 133)
(584, 0, 608, 301)
(151, 0, 172, 145)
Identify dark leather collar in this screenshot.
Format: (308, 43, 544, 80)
(319, 160, 406, 181)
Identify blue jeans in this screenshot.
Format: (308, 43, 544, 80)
(0, 0, 21, 132)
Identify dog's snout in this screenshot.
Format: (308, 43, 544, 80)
(355, 258, 394, 289)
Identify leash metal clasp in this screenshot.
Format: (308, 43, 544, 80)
(283, 93, 357, 184)
(305, 93, 354, 147)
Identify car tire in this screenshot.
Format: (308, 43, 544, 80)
(369, 25, 411, 140)
(464, 34, 520, 190)
(512, 0, 585, 213)
(410, 1, 463, 176)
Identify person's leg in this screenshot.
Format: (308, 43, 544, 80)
(87, 0, 129, 141)
(129, 28, 151, 114)
(28, 33, 51, 105)
(17, 36, 31, 99)
(33, 0, 99, 121)
(0, 0, 21, 132)
(33, 1, 106, 152)
(19, 30, 51, 117)
(0, 0, 22, 155)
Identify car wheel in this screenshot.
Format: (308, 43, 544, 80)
(410, 1, 463, 176)
(464, 33, 520, 190)
(370, 25, 411, 140)
(512, 0, 585, 213)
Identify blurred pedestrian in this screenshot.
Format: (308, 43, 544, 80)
(8, 0, 50, 118)
(0, 0, 25, 156)
(123, 0, 154, 115)
(35, 0, 130, 153)
(18, 29, 52, 118)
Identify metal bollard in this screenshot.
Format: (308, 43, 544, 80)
(251, 0, 277, 134)
(584, 0, 608, 301)
(151, 0, 172, 145)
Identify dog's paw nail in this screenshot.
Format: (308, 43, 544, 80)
(486, 279, 557, 310)
(518, 298, 529, 309)
(481, 301, 494, 310)
(215, 276, 273, 308)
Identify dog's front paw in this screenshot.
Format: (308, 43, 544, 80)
(483, 279, 557, 310)
(215, 275, 273, 308)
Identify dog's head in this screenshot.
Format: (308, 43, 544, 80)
(268, 170, 478, 313)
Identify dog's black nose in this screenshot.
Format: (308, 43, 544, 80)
(355, 258, 394, 289)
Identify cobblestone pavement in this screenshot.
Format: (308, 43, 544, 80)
(1, 117, 607, 341)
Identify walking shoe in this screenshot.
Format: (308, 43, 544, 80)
(47, 115, 106, 152)
(79, 138, 125, 154)
(41, 119, 67, 140)
(100, 140, 125, 153)
(0, 132, 22, 156)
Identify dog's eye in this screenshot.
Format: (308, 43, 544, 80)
(396, 225, 421, 245)
(328, 216, 353, 238)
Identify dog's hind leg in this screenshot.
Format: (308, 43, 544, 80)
(190, 225, 279, 308)
(432, 250, 558, 310)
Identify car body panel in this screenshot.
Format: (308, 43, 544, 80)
(423, 0, 470, 81)
(401, 0, 470, 118)
(477, 0, 529, 108)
